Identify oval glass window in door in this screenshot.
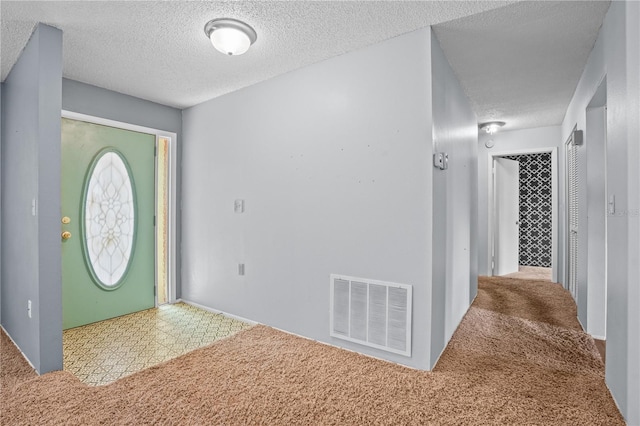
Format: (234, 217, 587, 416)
(83, 149, 136, 289)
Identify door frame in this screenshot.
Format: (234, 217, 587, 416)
(565, 128, 579, 298)
(487, 147, 559, 283)
(61, 110, 178, 305)
(493, 157, 520, 275)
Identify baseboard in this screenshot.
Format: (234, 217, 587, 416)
(178, 299, 422, 372)
(178, 299, 259, 326)
(270, 325, 423, 372)
(575, 317, 606, 341)
(431, 292, 480, 370)
(1, 324, 39, 374)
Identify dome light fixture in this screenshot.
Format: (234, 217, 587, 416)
(479, 121, 506, 135)
(204, 18, 257, 56)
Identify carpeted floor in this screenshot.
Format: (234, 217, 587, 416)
(503, 265, 553, 281)
(0, 276, 624, 425)
(0, 330, 38, 393)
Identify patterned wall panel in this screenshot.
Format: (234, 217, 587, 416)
(502, 153, 552, 267)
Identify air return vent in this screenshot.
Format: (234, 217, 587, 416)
(330, 274, 412, 356)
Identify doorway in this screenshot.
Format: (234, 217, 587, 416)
(580, 77, 607, 340)
(488, 148, 558, 282)
(503, 153, 553, 271)
(61, 112, 177, 329)
(493, 157, 520, 275)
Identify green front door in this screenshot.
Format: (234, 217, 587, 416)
(62, 118, 156, 329)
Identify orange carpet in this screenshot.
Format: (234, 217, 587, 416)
(0, 276, 624, 425)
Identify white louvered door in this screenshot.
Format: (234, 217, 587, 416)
(567, 140, 579, 299)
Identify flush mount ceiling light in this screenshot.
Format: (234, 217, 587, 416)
(479, 121, 506, 135)
(204, 18, 257, 56)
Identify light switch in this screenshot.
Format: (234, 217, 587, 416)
(234, 199, 244, 213)
(608, 195, 615, 214)
(433, 152, 449, 170)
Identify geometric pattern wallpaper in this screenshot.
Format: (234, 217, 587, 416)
(502, 153, 552, 267)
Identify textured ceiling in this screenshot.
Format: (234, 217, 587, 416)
(1, 1, 610, 131)
(433, 1, 610, 130)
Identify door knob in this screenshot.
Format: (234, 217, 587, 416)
(61, 231, 72, 240)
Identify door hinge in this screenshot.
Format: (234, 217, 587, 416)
(154, 145, 157, 157)
(153, 215, 156, 227)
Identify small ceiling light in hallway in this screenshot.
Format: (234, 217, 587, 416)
(480, 121, 505, 135)
(204, 18, 257, 56)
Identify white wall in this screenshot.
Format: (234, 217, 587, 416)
(0, 82, 2, 322)
(561, 1, 640, 422)
(585, 103, 607, 339)
(630, 0, 640, 416)
(430, 31, 478, 365)
(477, 126, 562, 278)
(0, 24, 63, 374)
(625, 0, 640, 420)
(183, 27, 477, 370)
(182, 29, 436, 369)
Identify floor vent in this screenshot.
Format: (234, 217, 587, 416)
(330, 274, 412, 357)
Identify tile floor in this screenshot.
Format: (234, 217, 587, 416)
(63, 302, 252, 386)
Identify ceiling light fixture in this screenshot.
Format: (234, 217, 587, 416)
(204, 18, 257, 56)
(479, 121, 506, 135)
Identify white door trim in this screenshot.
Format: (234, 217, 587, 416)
(61, 110, 178, 305)
(487, 147, 559, 283)
(493, 157, 520, 275)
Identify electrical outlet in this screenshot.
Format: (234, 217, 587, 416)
(27, 300, 32, 318)
(238, 263, 245, 276)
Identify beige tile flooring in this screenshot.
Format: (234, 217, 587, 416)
(63, 302, 252, 386)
